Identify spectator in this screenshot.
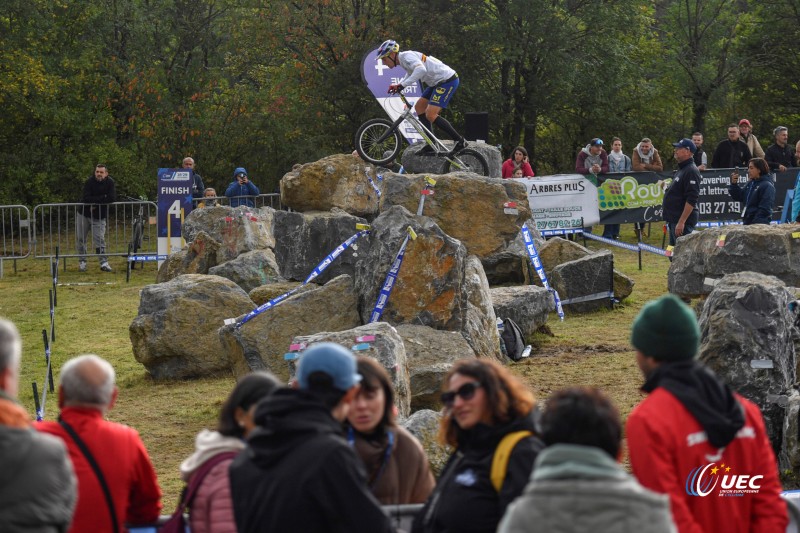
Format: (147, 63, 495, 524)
(663, 139, 700, 249)
(632, 138, 664, 172)
(38, 355, 163, 533)
(198, 187, 218, 208)
(711, 124, 752, 169)
(0, 318, 76, 532)
(512, 168, 524, 178)
(77, 163, 116, 273)
(412, 359, 544, 533)
(502, 146, 535, 178)
(794, 140, 800, 223)
(178, 372, 282, 533)
(230, 343, 391, 533)
(346, 357, 435, 504)
(225, 167, 260, 208)
(575, 138, 609, 183)
(738, 119, 765, 158)
(691, 132, 707, 170)
(729, 158, 776, 225)
(627, 295, 787, 533)
(498, 386, 675, 533)
(607, 137, 632, 173)
(765, 126, 796, 173)
(183, 157, 206, 199)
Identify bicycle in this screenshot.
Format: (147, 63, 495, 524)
(355, 92, 490, 176)
(124, 196, 146, 269)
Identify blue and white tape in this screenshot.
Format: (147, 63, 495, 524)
(521, 224, 565, 320)
(127, 254, 168, 262)
(581, 232, 641, 252)
(637, 242, 668, 257)
(365, 168, 382, 198)
(369, 229, 414, 323)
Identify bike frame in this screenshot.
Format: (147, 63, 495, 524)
(387, 93, 457, 157)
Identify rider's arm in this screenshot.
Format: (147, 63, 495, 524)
(398, 52, 427, 89)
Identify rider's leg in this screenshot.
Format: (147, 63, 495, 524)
(415, 98, 432, 130)
(425, 106, 464, 146)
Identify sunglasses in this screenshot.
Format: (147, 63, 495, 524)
(441, 382, 481, 407)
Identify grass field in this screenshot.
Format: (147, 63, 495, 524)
(0, 225, 671, 508)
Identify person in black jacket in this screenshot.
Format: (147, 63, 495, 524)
(729, 157, 776, 225)
(412, 359, 543, 533)
(229, 343, 392, 533)
(764, 126, 797, 173)
(711, 124, 752, 169)
(663, 139, 701, 252)
(76, 164, 116, 272)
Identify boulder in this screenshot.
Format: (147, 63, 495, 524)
(208, 249, 284, 293)
(129, 274, 254, 379)
(154, 231, 221, 282)
(669, 225, 800, 298)
(490, 285, 555, 340)
(272, 208, 368, 284)
(183, 205, 275, 264)
(249, 282, 314, 305)
(396, 324, 477, 411)
(402, 409, 450, 476)
(279, 154, 382, 217)
(400, 142, 502, 179)
(289, 322, 411, 418)
(781, 390, 800, 476)
(221, 274, 362, 382)
(549, 250, 615, 313)
(483, 219, 545, 286)
(460, 255, 503, 361)
(698, 272, 798, 451)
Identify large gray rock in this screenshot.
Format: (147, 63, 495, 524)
(669, 225, 800, 298)
(491, 285, 555, 340)
(781, 390, 800, 476)
(402, 409, 450, 476)
(130, 274, 254, 379)
(396, 324, 477, 411)
(221, 274, 362, 383)
(698, 272, 798, 450)
(208, 249, 284, 293)
(482, 218, 545, 286)
(289, 322, 411, 418)
(549, 250, 615, 313)
(249, 282, 315, 305)
(183, 205, 275, 264)
(272, 208, 368, 284)
(461, 255, 502, 361)
(156, 231, 221, 283)
(400, 141, 502, 179)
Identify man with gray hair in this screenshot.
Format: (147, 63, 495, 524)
(38, 354, 162, 533)
(0, 317, 76, 531)
(765, 126, 796, 173)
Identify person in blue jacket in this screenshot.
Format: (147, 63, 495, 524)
(225, 167, 260, 208)
(728, 157, 775, 225)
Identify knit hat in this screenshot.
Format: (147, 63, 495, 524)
(233, 167, 248, 178)
(296, 343, 362, 392)
(631, 294, 700, 361)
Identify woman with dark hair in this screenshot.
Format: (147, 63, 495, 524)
(179, 371, 282, 533)
(346, 357, 435, 504)
(412, 359, 543, 533)
(501, 146, 535, 178)
(729, 157, 776, 225)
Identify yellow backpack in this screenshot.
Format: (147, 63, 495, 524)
(490, 430, 533, 492)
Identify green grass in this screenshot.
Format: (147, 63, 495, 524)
(0, 226, 671, 507)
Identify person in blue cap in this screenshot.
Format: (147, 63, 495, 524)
(224, 167, 260, 208)
(229, 343, 392, 533)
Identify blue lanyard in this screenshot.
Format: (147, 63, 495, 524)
(347, 426, 395, 489)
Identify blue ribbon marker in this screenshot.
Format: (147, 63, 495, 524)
(521, 224, 565, 320)
(369, 227, 415, 323)
(365, 168, 382, 198)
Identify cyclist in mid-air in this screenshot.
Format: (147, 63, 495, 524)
(377, 39, 466, 155)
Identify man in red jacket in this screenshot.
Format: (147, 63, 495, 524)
(626, 294, 787, 533)
(38, 355, 162, 533)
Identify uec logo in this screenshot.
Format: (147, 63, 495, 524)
(685, 463, 763, 497)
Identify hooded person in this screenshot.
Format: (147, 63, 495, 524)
(224, 167, 260, 208)
(575, 138, 609, 184)
(626, 295, 787, 533)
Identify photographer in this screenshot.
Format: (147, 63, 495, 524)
(225, 167, 260, 208)
(728, 157, 775, 225)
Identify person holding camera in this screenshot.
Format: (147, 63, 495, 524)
(728, 158, 775, 225)
(225, 167, 260, 208)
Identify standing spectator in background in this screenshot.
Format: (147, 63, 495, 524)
(38, 355, 163, 533)
(663, 139, 700, 248)
(765, 126, 796, 173)
(607, 137, 632, 173)
(198, 188, 218, 208)
(183, 157, 206, 199)
(738, 119, 765, 158)
(794, 140, 800, 223)
(632, 138, 664, 172)
(498, 387, 675, 533)
(729, 158, 776, 225)
(225, 168, 260, 208)
(691, 132, 707, 170)
(626, 295, 787, 533)
(76, 163, 116, 273)
(502, 146, 535, 178)
(711, 124, 752, 169)
(575, 138, 609, 185)
(346, 357, 435, 504)
(0, 318, 77, 532)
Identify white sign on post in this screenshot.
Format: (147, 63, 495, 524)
(513, 175, 600, 231)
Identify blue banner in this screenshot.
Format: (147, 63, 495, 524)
(521, 224, 565, 320)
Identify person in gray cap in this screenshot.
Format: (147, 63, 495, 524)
(229, 343, 392, 533)
(626, 295, 787, 533)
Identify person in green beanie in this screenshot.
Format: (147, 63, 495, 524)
(626, 294, 787, 533)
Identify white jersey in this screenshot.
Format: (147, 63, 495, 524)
(397, 51, 456, 89)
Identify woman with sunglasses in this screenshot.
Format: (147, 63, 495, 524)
(346, 357, 435, 504)
(412, 359, 543, 533)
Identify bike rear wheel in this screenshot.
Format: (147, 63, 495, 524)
(440, 148, 490, 176)
(355, 118, 402, 166)
(130, 220, 143, 269)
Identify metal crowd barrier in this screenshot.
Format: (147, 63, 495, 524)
(0, 205, 32, 278)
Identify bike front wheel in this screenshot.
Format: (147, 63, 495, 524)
(355, 118, 402, 166)
(440, 148, 490, 177)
